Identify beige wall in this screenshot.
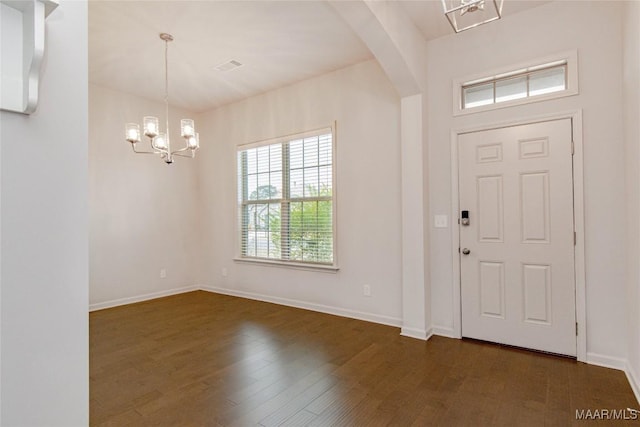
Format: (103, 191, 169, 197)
(426, 1, 627, 361)
(195, 60, 404, 324)
(89, 84, 201, 308)
(1, 1, 88, 424)
(623, 0, 640, 399)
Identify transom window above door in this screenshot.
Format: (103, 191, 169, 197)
(454, 50, 578, 116)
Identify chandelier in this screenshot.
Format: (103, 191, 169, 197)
(124, 33, 199, 164)
(442, 0, 504, 33)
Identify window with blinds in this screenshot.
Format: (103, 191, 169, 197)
(237, 127, 334, 266)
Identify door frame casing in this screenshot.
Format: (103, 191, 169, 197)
(449, 110, 586, 362)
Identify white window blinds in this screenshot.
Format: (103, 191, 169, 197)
(237, 127, 334, 265)
(462, 62, 567, 109)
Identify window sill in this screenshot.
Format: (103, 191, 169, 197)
(233, 257, 339, 273)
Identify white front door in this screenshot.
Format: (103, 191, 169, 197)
(459, 119, 576, 356)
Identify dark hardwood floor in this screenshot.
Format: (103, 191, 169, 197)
(90, 291, 638, 426)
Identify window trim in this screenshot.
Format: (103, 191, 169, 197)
(233, 256, 339, 273)
(234, 123, 338, 270)
(452, 50, 579, 116)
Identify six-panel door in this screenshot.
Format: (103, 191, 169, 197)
(459, 119, 576, 356)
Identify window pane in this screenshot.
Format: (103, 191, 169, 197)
(290, 139, 303, 169)
(319, 135, 332, 165)
(256, 173, 270, 200)
(301, 201, 321, 262)
(302, 201, 318, 230)
(251, 203, 269, 258)
(317, 201, 333, 263)
(463, 83, 493, 108)
(529, 66, 566, 96)
(270, 143, 282, 172)
(257, 146, 270, 173)
(270, 171, 282, 199)
(495, 76, 527, 103)
(247, 174, 258, 201)
(245, 231, 256, 257)
(303, 137, 319, 167)
(246, 204, 258, 256)
(256, 231, 268, 258)
(289, 201, 303, 261)
(246, 148, 257, 175)
(247, 205, 256, 229)
(303, 167, 319, 197)
(318, 166, 332, 196)
(317, 201, 332, 234)
(290, 168, 303, 198)
(241, 204, 250, 255)
(254, 203, 269, 231)
(268, 203, 281, 259)
(302, 232, 319, 262)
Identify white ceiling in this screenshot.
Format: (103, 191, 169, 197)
(89, 0, 550, 113)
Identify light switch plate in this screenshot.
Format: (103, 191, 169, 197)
(434, 215, 448, 228)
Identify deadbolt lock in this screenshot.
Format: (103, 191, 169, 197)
(461, 210, 470, 226)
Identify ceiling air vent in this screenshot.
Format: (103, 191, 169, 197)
(215, 60, 243, 72)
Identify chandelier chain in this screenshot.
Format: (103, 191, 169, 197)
(164, 37, 170, 150)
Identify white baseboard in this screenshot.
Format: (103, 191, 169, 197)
(627, 362, 640, 405)
(89, 285, 199, 312)
(431, 325, 460, 339)
(200, 285, 402, 328)
(586, 353, 639, 404)
(400, 327, 432, 341)
(586, 352, 628, 371)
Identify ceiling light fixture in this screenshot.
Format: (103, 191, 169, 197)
(124, 33, 199, 164)
(442, 0, 503, 33)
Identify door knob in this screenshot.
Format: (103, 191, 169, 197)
(462, 248, 471, 255)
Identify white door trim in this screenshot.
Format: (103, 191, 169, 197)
(449, 110, 586, 362)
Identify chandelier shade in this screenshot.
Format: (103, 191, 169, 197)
(442, 0, 504, 33)
(124, 33, 199, 164)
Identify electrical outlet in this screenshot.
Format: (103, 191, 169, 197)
(363, 284, 371, 297)
(160, 269, 167, 279)
(221, 267, 228, 277)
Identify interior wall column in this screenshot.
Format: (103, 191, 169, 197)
(329, 0, 431, 339)
(400, 94, 430, 339)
